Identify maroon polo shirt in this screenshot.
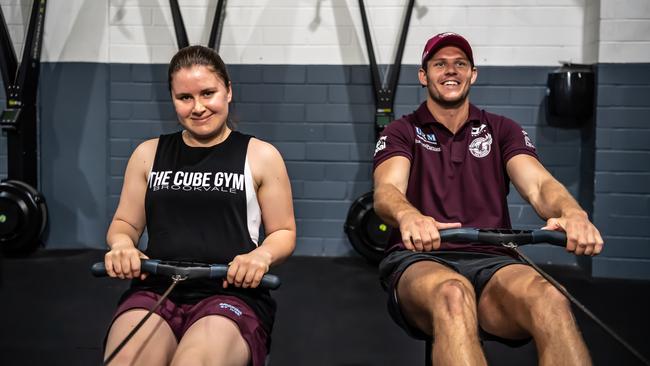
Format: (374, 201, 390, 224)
(373, 102, 538, 255)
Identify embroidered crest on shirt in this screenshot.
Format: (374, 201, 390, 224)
(471, 124, 487, 136)
(522, 130, 535, 149)
(374, 136, 387, 156)
(414, 127, 441, 152)
(469, 133, 493, 158)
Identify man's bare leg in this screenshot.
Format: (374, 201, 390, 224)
(397, 261, 487, 366)
(478, 264, 591, 366)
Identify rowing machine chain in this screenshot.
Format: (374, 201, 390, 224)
(503, 242, 650, 366)
(104, 273, 188, 365)
(171, 274, 188, 282)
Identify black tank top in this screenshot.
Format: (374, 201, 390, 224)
(123, 131, 275, 334)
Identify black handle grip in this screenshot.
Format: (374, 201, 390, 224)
(91, 260, 281, 290)
(438, 228, 480, 242)
(438, 228, 566, 247)
(530, 229, 567, 246)
(91, 260, 161, 277)
(205, 264, 281, 290)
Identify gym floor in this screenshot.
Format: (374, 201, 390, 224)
(0, 250, 648, 366)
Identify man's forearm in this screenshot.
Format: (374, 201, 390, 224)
(533, 178, 586, 220)
(374, 184, 420, 227)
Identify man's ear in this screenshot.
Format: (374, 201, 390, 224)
(470, 66, 478, 85)
(418, 68, 428, 87)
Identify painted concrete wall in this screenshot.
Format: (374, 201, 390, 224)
(4, 1, 649, 65)
(0, 0, 604, 65)
(599, 0, 650, 62)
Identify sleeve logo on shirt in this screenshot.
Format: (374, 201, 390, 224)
(469, 133, 493, 158)
(522, 130, 536, 149)
(374, 136, 387, 156)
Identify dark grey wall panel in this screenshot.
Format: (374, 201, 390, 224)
(592, 257, 650, 280)
(593, 64, 650, 279)
(106, 64, 177, 218)
(39, 62, 109, 249)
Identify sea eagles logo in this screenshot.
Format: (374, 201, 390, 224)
(469, 133, 493, 158)
(374, 136, 387, 156)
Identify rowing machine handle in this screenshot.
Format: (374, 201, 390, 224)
(91, 260, 281, 290)
(438, 228, 567, 247)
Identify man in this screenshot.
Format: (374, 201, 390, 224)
(373, 32, 603, 366)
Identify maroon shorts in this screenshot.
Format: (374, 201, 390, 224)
(111, 291, 268, 366)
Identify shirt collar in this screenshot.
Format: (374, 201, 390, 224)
(415, 102, 482, 126)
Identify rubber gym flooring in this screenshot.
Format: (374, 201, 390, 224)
(0, 250, 648, 366)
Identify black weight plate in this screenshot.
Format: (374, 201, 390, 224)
(364, 208, 390, 251)
(0, 194, 25, 237)
(344, 191, 390, 264)
(0, 180, 47, 256)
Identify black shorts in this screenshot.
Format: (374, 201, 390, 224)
(379, 250, 531, 347)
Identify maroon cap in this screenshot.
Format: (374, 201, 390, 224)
(421, 32, 474, 67)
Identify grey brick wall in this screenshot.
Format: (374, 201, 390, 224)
(107, 64, 178, 217)
(1, 63, 649, 279)
(592, 64, 650, 279)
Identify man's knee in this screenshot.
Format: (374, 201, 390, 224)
(526, 279, 573, 325)
(433, 278, 476, 316)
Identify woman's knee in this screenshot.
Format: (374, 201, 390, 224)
(171, 316, 250, 366)
(105, 311, 176, 366)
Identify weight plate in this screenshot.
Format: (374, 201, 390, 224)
(0, 194, 25, 237)
(0, 180, 48, 256)
(344, 191, 391, 264)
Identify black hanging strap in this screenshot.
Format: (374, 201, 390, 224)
(0, 0, 48, 186)
(0, 6, 17, 90)
(15, 0, 47, 105)
(1, 0, 46, 109)
(169, 0, 189, 49)
(358, 0, 415, 132)
(169, 0, 227, 51)
(208, 0, 227, 51)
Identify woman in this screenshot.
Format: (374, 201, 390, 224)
(103, 45, 296, 366)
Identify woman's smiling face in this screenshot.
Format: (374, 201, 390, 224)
(171, 65, 232, 144)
